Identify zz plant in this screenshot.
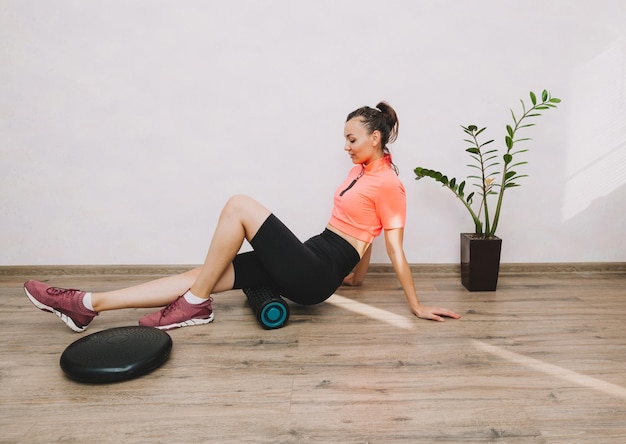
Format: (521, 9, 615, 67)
(414, 90, 560, 238)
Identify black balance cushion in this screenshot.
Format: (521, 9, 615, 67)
(60, 326, 172, 383)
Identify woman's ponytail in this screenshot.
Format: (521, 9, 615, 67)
(375, 101, 399, 146)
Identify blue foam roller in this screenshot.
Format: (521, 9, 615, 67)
(243, 287, 289, 329)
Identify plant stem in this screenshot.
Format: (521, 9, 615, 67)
(455, 188, 483, 234)
(490, 99, 543, 236)
(472, 131, 491, 236)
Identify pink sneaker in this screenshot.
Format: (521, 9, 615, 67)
(138, 294, 214, 330)
(23, 280, 98, 332)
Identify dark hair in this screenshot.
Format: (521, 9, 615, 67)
(347, 101, 399, 173)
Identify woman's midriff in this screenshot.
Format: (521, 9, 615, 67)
(326, 224, 371, 258)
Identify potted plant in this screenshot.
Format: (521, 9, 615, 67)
(414, 90, 561, 291)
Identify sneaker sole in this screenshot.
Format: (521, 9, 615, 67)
(153, 312, 215, 331)
(24, 287, 87, 333)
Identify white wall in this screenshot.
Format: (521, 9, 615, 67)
(1, 0, 625, 265)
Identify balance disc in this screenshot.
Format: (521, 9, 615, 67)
(60, 326, 172, 383)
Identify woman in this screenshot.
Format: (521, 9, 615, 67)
(24, 102, 460, 332)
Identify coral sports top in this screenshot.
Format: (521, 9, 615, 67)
(329, 155, 406, 243)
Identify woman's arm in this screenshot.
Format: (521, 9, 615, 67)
(343, 244, 372, 286)
(384, 228, 461, 322)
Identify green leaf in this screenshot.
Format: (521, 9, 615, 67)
(535, 106, 550, 110)
(503, 154, 513, 164)
(542, 90, 548, 102)
(468, 125, 477, 132)
(449, 178, 456, 189)
(505, 171, 517, 180)
(465, 147, 480, 154)
(467, 192, 475, 204)
(459, 181, 466, 195)
(506, 125, 514, 138)
(505, 136, 513, 149)
(530, 91, 537, 105)
(550, 97, 561, 103)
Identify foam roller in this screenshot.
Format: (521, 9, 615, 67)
(243, 287, 290, 329)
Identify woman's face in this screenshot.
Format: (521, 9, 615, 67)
(343, 118, 382, 165)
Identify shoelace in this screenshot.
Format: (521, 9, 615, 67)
(47, 287, 81, 297)
(161, 295, 214, 317)
(161, 297, 184, 316)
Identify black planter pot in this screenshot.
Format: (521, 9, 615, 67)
(460, 233, 502, 291)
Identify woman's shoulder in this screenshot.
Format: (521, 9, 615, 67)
(380, 166, 405, 183)
(378, 169, 406, 195)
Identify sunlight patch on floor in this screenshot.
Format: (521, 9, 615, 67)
(474, 340, 626, 399)
(328, 294, 415, 330)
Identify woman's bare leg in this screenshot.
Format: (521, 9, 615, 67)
(189, 195, 270, 298)
(91, 195, 271, 312)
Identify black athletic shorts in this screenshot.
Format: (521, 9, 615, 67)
(232, 214, 360, 305)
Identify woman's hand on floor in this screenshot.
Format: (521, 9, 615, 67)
(412, 305, 461, 322)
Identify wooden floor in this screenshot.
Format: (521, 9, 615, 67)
(1, 267, 625, 443)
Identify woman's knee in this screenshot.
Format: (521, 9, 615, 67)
(222, 194, 271, 235)
(224, 194, 256, 212)
(224, 195, 269, 218)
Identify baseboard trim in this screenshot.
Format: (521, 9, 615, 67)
(1, 262, 625, 278)
(373, 262, 626, 275)
(0, 265, 198, 277)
